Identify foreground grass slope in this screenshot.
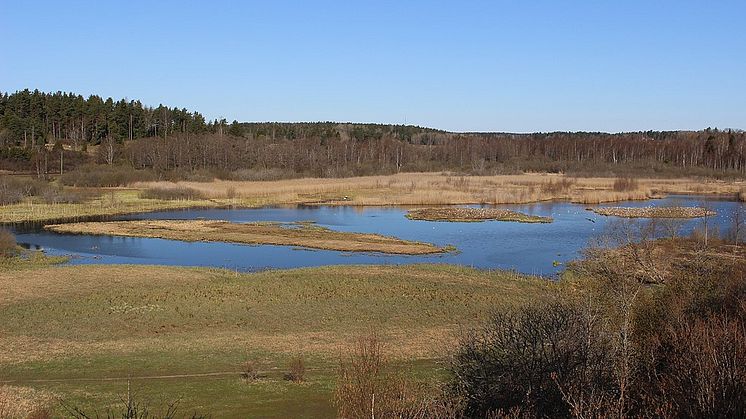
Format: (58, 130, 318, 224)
(0, 263, 548, 416)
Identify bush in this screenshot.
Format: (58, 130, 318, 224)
(0, 176, 52, 205)
(60, 164, 157, 187)
(240, 360, 259, 381)
(450, 301, 614, 418)
(284, 356, 306, 383)
(0, 229, 17, 257)
(613, 177, 639, 192)
(139, 186, 204, 201)
(335, 335, 417, 418)
(540, 178, 574, 194)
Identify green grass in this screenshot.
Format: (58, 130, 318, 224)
(0, 263, 549, 416)
(0, 249, 68, 270)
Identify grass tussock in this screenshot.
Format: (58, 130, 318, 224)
(45, 219, 450, 255)
(590, 206, 717, 218)
(406, 207, 552, 223)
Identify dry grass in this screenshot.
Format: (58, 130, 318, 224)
(589, 206, 717, 219)
(135, 173, 745, 207)
(0, 189, 219, 224)
(2, 173, 742, 224)
(0, 264, 548, 364)
(44, 219, 448, 255)
(0, 386, 56, 418)
(406, 207, 552, 223)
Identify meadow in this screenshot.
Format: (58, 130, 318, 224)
(0, 261, 548, 416)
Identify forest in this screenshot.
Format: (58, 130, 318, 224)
(1, 89, 745, 179)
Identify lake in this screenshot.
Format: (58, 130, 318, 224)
(12, 196, 744, 276)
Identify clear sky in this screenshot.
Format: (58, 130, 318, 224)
(1, 1, 744, 132)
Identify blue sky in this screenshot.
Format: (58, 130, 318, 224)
(1, 1, 744, 132)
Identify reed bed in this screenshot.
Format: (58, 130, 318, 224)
(589, 206, 717, 219)
(136, 173, 744, 207)
(2, 173, 743, 224)
(406, 207, 552, 223)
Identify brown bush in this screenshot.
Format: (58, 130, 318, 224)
(60, 164, 157, 187)
(540, 178, 574, 194)
(450, 301, 615, 418)
(656, 316, 746, 417)
(284, 356, 306, 383)
(240, 360, 259, 381)
(0, 176, 53, 205)
(0, 229, 17, 258)
(613, 177, 639, 192)
(335, 334, 420, 418)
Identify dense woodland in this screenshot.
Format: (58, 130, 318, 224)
(2, 89, 745, 179)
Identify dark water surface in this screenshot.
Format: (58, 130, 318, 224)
(12, 196, 744, 276)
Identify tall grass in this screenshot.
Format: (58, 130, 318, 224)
(613, 176, 640, 192)
(139, 186, 205, 201)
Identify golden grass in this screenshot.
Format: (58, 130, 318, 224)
(406, 207, 552, 223)
(1, 173, 742, 224)
(589, 206, 717, 218)
(44, 219, 448, 255)
(0, 189, 219, 224)
(135, 172, 745, 207)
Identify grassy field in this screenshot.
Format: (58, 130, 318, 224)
(0, 263, 549, 416)
(1, 172, 743, 224)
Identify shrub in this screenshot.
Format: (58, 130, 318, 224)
(335, 334, 417, 418)
(284, 356, 306, 383)
(650, 316, 746, 418)
(139, 186, 204, 201)
(60, 164, 157, 187)
(613, 177, 639, 192)
(0, 229, 17, 258)
(0, 176, 52, 205)
(240, 360, 259, 381)
(540, 178, 574, 194)
(450, 301, 615, 418)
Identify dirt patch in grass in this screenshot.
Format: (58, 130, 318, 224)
(406, 207, 552, 223)
(44, 220, 449, 255)
(589, 206, 717, 218)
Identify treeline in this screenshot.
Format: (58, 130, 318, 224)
(0, 89, 218, 148)
(121, 128, 746, 179)
(2, 89, 745, 178)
